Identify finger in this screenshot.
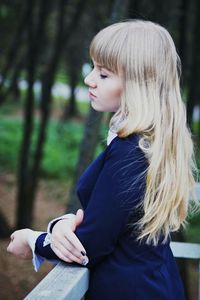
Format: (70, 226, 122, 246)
(75, 209, 84, 227)
(51, 239, 78, 261)
(51, 242, 88, 265)
(52, 235, 75, 254)
(53, 237, 86, 261)
(64, 230, 87, 254)
(51, 244, 73, 263)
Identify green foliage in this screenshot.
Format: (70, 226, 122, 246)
(192, 121, 200, 134)
(186, 212, 200, 243)
(0, 101, 23, 115)
(41, 120, 83, 179)
(0, 117, 22, 171)
(0, 116, 84, 179)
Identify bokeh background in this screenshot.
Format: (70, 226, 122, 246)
(0, 0, 199, 299)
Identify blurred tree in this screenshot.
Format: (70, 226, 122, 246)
(16, 0, 88, 228)
(62, 27, 88, 119)
(67, 0, 130, 213)
(177, 0, 188, 82)
(63, 55, 79, 118)
(0, 1, 28, 103)
(16, 0, 52, 228)
(186, 0, 200, 130)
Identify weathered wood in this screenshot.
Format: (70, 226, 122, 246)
(25, 242, 200, 300)
(24, 263, 89, 300)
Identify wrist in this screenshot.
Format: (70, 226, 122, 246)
(49, 214, 75, 233)
(26, 229, 45, 249)
(24, 229, 33, 246)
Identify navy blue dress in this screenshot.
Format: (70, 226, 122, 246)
(36, 134, 185, 300)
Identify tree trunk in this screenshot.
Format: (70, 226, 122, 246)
(178, 0, 188, 83)
(16, 0, 37, 229)
(0, 3, 29, 104)
(186, 0, 200, 128)
(67, 0, 128, 212)
(16, 0, 87, 228)
(0, 210, 12, 238)
(63, 69, 78, 119)
(16, 0, 50, 228)
(67, 108, 104, 212)
(127, 0, 140, 18)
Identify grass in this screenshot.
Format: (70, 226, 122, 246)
(0, 116, 22, 172)
(0, 115, 82, 178)
(185, 209, 200, 243)
(0, 113, 108, 180)
(192, 121, 200, 135)
(41, 120, 84, 179)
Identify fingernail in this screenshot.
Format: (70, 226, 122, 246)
(82, 257, 89, 266)
(81, 251, 86, 256)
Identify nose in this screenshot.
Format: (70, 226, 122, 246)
(84, 71, 97, 88)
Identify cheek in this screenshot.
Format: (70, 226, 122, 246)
(109, 87, 122, 111)
(108, 86, 122, 99)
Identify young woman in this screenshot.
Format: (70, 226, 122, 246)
(7, 20, 198, 300)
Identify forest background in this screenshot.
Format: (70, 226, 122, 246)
(0, 0, 200, 299)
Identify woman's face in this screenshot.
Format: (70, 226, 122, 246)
(84, 59, 123, 112)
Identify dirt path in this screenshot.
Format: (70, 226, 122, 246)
(0, 173, 67, 299)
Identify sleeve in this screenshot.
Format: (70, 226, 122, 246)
(75, 138, 148, 268)
(27, 230, 46, 272)
(33, 213, 75, 267)
(33, 233, 60, 271)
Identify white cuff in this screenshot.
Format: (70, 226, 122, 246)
(47, 214, 75, 233)
(27, 231, 62, 272)
(27, 230, 46, 272)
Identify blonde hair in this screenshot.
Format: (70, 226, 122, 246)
(90, 19, 199, 245)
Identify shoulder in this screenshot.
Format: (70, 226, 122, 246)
(106, 133, 146, 162)
(104, 134, 148, 181)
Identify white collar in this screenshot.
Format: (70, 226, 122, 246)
(107, 129, 117, 145)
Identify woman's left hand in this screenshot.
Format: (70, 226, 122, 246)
(7, 229, 33, 260)
(51, 209, 89, 266)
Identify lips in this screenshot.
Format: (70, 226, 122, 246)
(89, 91, 97, 100)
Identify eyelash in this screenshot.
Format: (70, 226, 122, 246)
(100, 74, 108, 79)
(90, 63, 108, 79)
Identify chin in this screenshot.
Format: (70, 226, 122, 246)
(91, 103, 102, 112)
(91, 103, 116, 113)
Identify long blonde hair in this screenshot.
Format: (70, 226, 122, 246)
(90, 20, 198, 245)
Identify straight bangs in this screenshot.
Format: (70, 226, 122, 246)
(89, 24, 127, 75)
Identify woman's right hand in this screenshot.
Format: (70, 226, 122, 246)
(51, 209, 89, 266)
(7, 228, 32, 260)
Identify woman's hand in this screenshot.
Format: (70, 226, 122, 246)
(51, 209, 89, 266)
(7, 229, 32, 260)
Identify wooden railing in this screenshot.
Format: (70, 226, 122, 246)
(24, 183, 200, 300)
(24, 242, 200, 300)
(24, 263, 89, 300)
(171, 242, 200, 300)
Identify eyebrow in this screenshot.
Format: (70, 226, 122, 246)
(91, 60, 111, 71)
(95, 63, 113, 73)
